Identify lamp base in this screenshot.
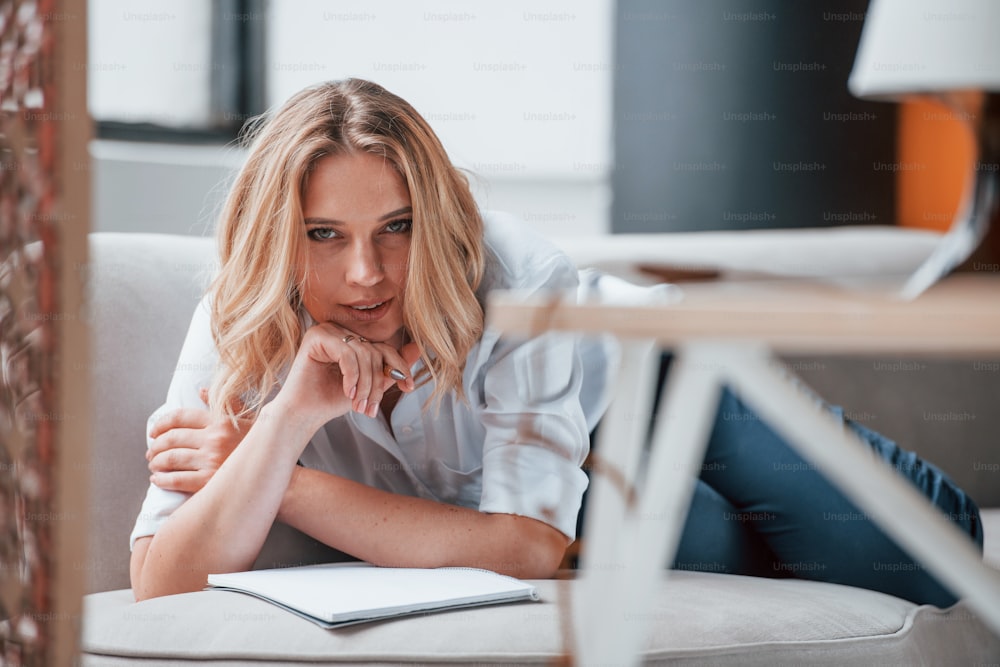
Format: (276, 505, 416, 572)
(954, 206, 1000, 272)
(955, 93, 1000, 273)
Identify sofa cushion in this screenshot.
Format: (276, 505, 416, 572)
(80, 571, 1000, 665)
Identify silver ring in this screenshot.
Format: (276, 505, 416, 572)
(342, 335, 355, 344)
(358, 336, 369, 343)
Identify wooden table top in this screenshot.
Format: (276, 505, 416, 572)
(486, 274, 1000, 355)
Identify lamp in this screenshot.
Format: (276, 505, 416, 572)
(848, 0, 1000, 298)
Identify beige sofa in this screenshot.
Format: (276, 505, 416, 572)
(79, 229, 1000, 665)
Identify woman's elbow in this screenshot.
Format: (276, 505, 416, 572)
(132, 583, 156, 603)
(129, 536, 204, 601)
(523, 542, 567, 579)
(129, 539, 155, 601)
(490, 514, 570, 579)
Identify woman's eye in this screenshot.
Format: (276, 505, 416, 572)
(384, 219, 412, 234)
(307, 227, 338, 241)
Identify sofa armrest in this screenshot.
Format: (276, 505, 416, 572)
(84, 232, 216, 593)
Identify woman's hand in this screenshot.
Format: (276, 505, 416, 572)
(146, 327, 419, 494)
(268, 322, 419, 430)
(146, 391, 252, 493)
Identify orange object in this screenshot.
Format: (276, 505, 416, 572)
(897, 99, 977, 231)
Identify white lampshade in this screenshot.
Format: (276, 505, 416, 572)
(849, 0, 1000, 99)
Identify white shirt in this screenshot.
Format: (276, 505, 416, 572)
(130, 212, 632, 548)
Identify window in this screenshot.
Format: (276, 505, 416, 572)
(88, 0, 264, 142)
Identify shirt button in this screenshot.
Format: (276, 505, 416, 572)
(401, 426, 413, 435)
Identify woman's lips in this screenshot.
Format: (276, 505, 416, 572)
(342, 298, 392, 322)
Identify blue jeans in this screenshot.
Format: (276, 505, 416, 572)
(671, 384, 983, 607)
(579, 355, 984, 607)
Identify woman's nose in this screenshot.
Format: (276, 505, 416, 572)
(345, 241, 384, 286)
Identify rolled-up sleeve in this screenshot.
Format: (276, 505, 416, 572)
(476, 255, 591, 540)
(129, 295, 218, 550)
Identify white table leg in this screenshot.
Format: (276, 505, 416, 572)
(577, 341, 725, 666)
(574, 339, 660, 663)
(723, 346, 1000, 636)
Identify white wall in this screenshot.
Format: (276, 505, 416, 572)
(267, 1, 613, 180)
(90, 0, 613, 238)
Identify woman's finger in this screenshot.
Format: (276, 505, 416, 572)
(148, 446, 202, 474)
(146, 427, 203, 460)
(150, 470, 213, 494)
(341, 337, 375, 416)
(365, 349, 385, 418)
(308, 323, 363, 406)
(373, 343, 417, 393)
(149, 407, 212, 439)
(379, 343, 420, 392)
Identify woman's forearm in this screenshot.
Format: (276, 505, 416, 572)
(277, 466, 569, 579)
(132, 404, 320, 600)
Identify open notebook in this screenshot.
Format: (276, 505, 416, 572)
(206, 562, 540, 629)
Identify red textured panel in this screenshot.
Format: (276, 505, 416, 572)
(0, 1, 59, 665)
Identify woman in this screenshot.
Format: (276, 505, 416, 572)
(130, 78, 982, 605)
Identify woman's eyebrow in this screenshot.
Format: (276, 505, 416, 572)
(303, 206, 412, 226)
(378, 206, 412, 221)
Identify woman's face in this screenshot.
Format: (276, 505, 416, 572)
(300, 151, 412, 345)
